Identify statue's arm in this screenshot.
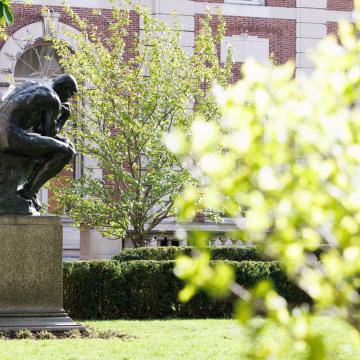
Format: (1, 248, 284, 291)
(26, 86, 61, 137)
(41, 109, 57, 137)
(55, 102, 71, 134)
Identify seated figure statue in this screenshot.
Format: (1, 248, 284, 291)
(0, 74, 78, 214)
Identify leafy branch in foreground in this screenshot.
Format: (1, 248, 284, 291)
(170, 2, 360, 359)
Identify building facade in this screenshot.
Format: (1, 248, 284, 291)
(0, 0, 354, 258)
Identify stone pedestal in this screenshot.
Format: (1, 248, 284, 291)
(0, 216, 84, 332)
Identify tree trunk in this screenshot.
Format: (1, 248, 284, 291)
(129, 231, 148, 248)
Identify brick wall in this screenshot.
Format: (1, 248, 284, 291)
(1, 4, 139, 52)
(225, 17, 296, 65)
(195, 15, 295, 81)
(327, 0, 354, 11)
(195, 15, 296, 64)
(266, 0, 295, 7)
(327, 21, 338, 35)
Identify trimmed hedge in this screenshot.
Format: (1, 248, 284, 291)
(63, 260, 311, 320)
(113, 246, 266, 262)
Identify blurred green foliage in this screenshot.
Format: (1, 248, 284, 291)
(169, 1, 360, 358)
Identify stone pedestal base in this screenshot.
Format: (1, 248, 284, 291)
(0, 311, 84, 332)
(0, 216, 83, 332)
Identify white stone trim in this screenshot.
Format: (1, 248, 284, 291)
(224, 0, 265, 5)
(82, 154, 103, 180)
(294, 3, 352, 75)
(0, 21, 80, 88)
(143, 3, 196, 53)
(155, 14, 194, 31)
(296, 22, 327, 39)
(221, 34, 269, 64)
(296, 0, 326, 9)
(297, 8, 352, 23)
(38, 187, 49, 206)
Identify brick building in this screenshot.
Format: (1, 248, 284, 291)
(0, 0, 354, 258)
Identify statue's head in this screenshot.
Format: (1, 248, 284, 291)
(52, 74, 78, 102)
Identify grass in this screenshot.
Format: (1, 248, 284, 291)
(0, 318, 358, 359)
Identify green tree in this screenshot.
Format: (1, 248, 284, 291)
(170, 2, 360, 358)
(51, 5, 232, 247)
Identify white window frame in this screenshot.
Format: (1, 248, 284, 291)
(224, 0, 265, 5)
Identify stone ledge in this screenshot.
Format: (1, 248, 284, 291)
(0, 215, 60, 225)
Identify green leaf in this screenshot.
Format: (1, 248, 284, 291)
(0, 4, 4, 25)
(2, 3, 13, 25)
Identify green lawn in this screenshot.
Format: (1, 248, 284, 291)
(0, 318, 358, 360)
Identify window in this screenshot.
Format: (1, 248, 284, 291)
(224, 0, 265, 5)
(14, 42, 63, 81)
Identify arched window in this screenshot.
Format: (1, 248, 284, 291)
(14, 42, 63, 81)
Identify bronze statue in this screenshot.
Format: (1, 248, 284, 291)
(0, 74, 78, 214)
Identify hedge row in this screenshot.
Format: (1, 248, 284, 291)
(113, 246, 266, 262)
(114, 245, 327, 262)
(63, 260, 311, 320)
